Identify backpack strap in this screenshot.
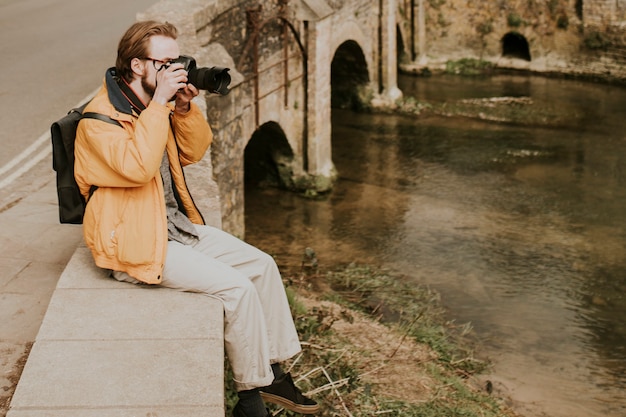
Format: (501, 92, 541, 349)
(82, 112, 122, 127)
(79, 112, 122, 202)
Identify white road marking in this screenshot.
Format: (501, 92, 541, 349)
(0, 89, 99, 190)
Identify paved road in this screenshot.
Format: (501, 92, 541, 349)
(0, 0, 158, 413)
(0, 0, 158, 178)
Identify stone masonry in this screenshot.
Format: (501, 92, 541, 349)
(398, 0, 626, 81)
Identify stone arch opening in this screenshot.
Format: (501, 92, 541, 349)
(501, 32, 532, 61)
(396, 24, 409, 65)
(331, 40, 370, 110)
(244, 122, 295, 189)
(575, 0, 583, 20)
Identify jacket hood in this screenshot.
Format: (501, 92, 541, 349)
(105, 67, 134, 115)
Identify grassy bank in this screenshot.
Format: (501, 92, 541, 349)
(225, 262, 520, 417)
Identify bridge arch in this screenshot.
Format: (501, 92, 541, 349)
(331, 40, 370, 110)
(328, 19, 375, 95)
(396, 24, 409, 65)
(244, 121, 295, 189)
(501, 32, 532, 61)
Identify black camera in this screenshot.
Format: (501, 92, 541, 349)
(172, 55, 231, 95)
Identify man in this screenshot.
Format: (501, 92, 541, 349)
(74, 20, 319, 417)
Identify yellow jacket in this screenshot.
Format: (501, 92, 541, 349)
(75, 69, 212, 284)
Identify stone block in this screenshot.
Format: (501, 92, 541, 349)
(9, 339, 223, 411)
(36, 288, 223, 341)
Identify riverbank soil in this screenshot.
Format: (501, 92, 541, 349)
(0, 344, 30, 416)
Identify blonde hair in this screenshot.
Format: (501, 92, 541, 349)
(116, 20, 178, 82)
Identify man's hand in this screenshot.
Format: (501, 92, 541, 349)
(152, 63, 189, 106)
(174, 83, 199, 114)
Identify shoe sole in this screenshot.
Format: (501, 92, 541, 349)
(259, 392, 320, 414)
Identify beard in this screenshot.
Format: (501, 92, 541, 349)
(141, 73, 156, 98)
(141, 73, 176, 102)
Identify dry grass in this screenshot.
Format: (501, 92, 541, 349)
(298, 297, 437, 406)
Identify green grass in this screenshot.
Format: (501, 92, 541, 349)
(445, 59, 495, 76)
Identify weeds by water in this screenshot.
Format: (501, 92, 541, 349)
(225, 262, 520, 417)
(445, 58, 495, 76)
(325, 264, 485, 375)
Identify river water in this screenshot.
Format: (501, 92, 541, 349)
(244, 72, 626, 417)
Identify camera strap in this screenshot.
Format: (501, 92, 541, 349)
(117, 78, 146, 115)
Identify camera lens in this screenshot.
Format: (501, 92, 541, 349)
(188, 67, 231, 95)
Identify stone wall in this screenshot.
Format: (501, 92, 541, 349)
(400, 0, 626, 83)
(584, 0, 626, 24)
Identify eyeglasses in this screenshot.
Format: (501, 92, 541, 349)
(142, 57, 175, 71)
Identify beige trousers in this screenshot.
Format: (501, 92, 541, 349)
(113, 225, 302, 391)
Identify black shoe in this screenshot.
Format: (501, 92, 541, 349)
(259, 372, 320, 414)
(233, 401, 271, 417)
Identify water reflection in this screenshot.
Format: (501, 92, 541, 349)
(244, 73, 626, 417)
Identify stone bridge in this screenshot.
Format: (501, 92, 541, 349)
(140, 0, 626, 238)
(140, 0, 403, 237)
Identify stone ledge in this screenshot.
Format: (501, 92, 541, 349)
(7, 246, 224, 417)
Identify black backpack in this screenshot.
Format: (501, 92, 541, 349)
(50, 102, 121, 224)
